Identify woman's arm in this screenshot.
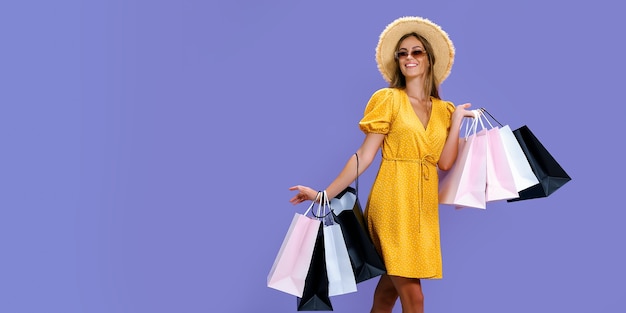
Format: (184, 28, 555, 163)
(289, 132, 385, 205)
(438, 103, 474, 171)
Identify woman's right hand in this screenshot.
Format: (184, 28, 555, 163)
(288, 185, 319, 205)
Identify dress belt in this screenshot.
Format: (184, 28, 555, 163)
(382, 155, 437, 232)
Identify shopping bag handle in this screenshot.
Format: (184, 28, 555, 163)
(303, 191, 319, 216)
(462, 110, 481, 140)
(322, 190, 336, 225)
(476, 108, 495, 129)
(354, 152, 360, 198)
(310, 191, 331, 219)
(323, 152, 359, 214)
(305, 191, 330, 218)
(476, 109, 486, 131)
(479, 108, 504, 127)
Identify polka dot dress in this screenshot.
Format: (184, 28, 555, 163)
(359, 88, 455, 279)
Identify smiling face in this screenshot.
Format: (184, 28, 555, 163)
(396, 35, 429, 80)
(389, 33, 439, 98)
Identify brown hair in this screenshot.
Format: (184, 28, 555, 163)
(389, 32, 440, 99)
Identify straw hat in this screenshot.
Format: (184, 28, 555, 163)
(376, 16, 455, 84)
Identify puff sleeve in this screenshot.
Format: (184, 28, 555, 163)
(444, 100, 456, 131)
(359, 88, 397, 134)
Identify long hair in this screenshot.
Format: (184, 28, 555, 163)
(389, 32, 440, 99)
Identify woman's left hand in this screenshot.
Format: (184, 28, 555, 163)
(453, 103, 475, 119)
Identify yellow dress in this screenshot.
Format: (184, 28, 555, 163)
(359, 87, 455, 279)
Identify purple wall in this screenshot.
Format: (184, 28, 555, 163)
(1, 0, 624, 312)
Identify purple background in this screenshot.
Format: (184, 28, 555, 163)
(1, 0, 624, 312)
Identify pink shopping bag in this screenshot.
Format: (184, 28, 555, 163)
(480, 109, 539, 192)
(267, 203, 321, 297)
(439, 111, 487, 209)
(483, 113, 519, 201)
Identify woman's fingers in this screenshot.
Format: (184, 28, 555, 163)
(288, 185, 314, 205)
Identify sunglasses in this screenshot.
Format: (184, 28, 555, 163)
(394, 50, 427, 59)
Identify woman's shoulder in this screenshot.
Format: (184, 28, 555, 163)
(366, 87, 396, 103)
(369, 87, 405, 102)
(371, 87, 397, 96)
(432, 97, 455, 109)
(432, 98, 456, 118)
(432, 97, 452, 105)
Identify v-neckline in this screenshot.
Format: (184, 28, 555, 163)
(403, 92, 433, 132)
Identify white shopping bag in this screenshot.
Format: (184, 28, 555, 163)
(321, 191, 357, 296)
(498, 124, 539, 192)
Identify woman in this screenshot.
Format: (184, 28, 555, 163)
(289, 16, 475, 313)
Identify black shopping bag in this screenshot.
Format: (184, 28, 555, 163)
(331, 187, 386, 283)
(330, 153, 386, 283)
(297, 223, 333, 311)
(507, 125, 571, 202)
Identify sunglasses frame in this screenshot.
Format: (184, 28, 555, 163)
(394, 49, 427, 60)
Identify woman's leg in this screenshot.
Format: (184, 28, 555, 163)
(370, 274, 398, 313)
(388, 276, 424, 313)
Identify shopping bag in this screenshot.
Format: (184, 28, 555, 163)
(481, 111, 519, 201)
(481, 109, 539, 192)
(330, 154, 386, 283)
(320, 191, 357, 297)
(499, 125, 540, 192)
(507, 125, 571, 201)
(268, 200, 322, 297)
(297, 223, 333, 311)
(439, 111, 487, 209)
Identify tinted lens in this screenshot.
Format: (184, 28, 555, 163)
(395, 50, 425, 59)
(395, 51, 409, 59)
(410, 50, 425, 57)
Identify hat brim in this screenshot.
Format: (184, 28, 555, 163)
(376, 16, 455, 84)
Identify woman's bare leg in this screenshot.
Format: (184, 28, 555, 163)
(388, 276, 424, 313)
(370, 274, 398, 313)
